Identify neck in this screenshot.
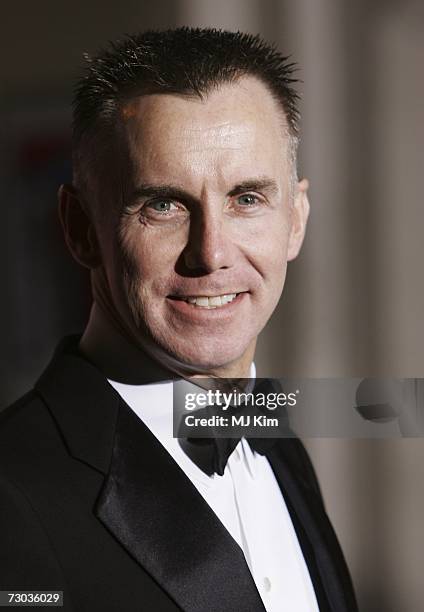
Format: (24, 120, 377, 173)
(79, 303, 174, 384)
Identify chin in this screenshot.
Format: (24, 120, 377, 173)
(164, 338, 253, 373)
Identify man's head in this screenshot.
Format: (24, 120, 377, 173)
(60, 28, 309, 377)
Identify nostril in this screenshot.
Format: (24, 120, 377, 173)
(183, 250, 198, 270)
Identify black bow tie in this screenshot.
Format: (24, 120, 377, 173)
(178, 379, 287, 476)
(179, 435, 278, 476)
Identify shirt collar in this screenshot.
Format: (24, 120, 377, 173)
(108, 360, 256, 436)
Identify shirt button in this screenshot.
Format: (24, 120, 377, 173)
(263, 577, 272, 592)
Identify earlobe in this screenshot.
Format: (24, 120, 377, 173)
(58, 184, 101, 269)
(287, 178, 310, 261)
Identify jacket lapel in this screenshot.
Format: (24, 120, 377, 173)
(266, 441, 358, 612)
(36, 339, 265, 612)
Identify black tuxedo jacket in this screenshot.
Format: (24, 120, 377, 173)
(0, 339, 358, 611)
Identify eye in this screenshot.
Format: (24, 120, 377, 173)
(146, 199, 178, 214)
(236, 193, 259, 207)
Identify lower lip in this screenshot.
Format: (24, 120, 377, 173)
(166, 292, 247, 320)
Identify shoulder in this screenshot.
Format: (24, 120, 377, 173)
(0, 389, 58, 448)
(0, 389, 69, 486)
(1, 389, 46, 425)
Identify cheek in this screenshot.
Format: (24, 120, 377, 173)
(116, 226, 181, 297)
(258, 237, 289, 314)
(247, 215, 290, 279)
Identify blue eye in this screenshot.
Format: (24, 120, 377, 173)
(147, 199, 176, 214)
(237, 194, 258, 206)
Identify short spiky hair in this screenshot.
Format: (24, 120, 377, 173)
(72, 27, 300, 201)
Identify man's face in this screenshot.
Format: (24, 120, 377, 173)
(93, 77, 308, 375)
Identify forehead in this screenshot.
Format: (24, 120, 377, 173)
(120, 76, 290, 184)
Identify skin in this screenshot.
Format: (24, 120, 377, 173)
(59, 76, 309, 380)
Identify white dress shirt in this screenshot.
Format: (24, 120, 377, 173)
(108, 366, 319, 612)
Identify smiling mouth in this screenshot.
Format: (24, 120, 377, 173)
(169, 293, 241, 309)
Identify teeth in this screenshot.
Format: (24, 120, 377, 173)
(221, 294, 234, 304)
(184, 293, 237, 308)
(209, 296, 222, 306)
(195, 296, 209, 307)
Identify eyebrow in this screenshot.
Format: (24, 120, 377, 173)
(130, 178, 279, 205)
(228, 179, 279, 197)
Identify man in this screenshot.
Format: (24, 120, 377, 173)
(0, 28, 357, 611)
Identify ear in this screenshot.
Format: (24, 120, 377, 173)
(287, 178, 310, 261)
(58, 184, 101, 269)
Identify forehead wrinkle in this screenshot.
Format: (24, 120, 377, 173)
(132, 137, 283, 197)
(166, 121, 257, 153)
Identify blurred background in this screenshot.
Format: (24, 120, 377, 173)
(1, 1, 423, 610)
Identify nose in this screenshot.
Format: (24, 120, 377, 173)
(183, 208, 235, 273)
